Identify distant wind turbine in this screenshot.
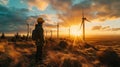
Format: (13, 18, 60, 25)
(50, 30, 53, 38)
(69, 26, 71, 38)
(57, 22, 59, 39)
(26, 23, 30, 39)
(80, 9, 90, 41)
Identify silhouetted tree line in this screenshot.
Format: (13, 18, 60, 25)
(0, 33, 6, 39)
(11, 32, 32, 42)
(0, 32, 31, 42)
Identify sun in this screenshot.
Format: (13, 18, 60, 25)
(70, 26, 82, 37)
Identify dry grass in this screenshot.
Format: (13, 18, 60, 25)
(0, 38, 120, 67)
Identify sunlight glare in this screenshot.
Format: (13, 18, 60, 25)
(71, 25, 82, 37)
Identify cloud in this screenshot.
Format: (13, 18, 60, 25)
(0, 5, 29, 33)
(92, 25, 120, 31)
(92, 26, 102, 30)
(70, 0, 120, 20)
(23, 0, 72, 11)
(21, 0, 83, 27)
(50, 0, 72, 12)
(112, 28, 120, 31)
(50, 0, 120, 26)
(22, 0, 49, 10)
(26, 14, 60, 30)
(0, 0, 120, 34)
(101, 26, 111, 31)
(91, 0, 120, 20)
(0, 0, 9, 5)
(44, 23, 56, 29)
(92, 26, 111, 31)
(20, 0, 120, 27)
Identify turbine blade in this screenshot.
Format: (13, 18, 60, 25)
(80, 21, 83, 29)
(85, 18, 91, 22)
(82, 7, 85, 18)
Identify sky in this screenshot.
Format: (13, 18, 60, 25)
(0, 0, 120, 36)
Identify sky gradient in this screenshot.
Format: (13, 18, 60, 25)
(0, 0, 120, 36)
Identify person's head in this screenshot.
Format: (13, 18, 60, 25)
(37, 17, 44, 24)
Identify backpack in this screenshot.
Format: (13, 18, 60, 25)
(32, 29, 44, 41)
(32, 29, 41, 41)
(32, 30, 36, 40)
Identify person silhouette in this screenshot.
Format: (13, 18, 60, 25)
(32, 17, 45, 63)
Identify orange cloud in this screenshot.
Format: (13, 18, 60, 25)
(92, 25, 120, 31)
(92, 26, 102, 30)
(51, 0, 120, 26)
(50, 0, 72, 11)
(112, 28, 120, 31)
(24, 0, 120, 28)
(24, 0, 49, 10)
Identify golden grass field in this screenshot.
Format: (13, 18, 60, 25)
(0, 36, 120, 67)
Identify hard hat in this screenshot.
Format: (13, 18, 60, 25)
(37, 17, 44, 23)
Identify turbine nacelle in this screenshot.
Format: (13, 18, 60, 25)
(82, 17, 91, 22)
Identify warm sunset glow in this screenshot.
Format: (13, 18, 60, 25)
(71, 25, 82, 37)
(0, 0, 120, 67)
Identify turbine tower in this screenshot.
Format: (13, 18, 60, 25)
(80, 9, 90, 41)
(57, 22, 59, 39)
(50, 30, 53, 38)
(69, 26, 71, 38)
(27, 23, 30, 39)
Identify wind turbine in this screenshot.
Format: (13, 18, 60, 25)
(69, 26, 71, 38)
(57, 22, 59, 39)
(50, 30, 53, 38)
(26, 23, 30, 39)
(80, 9, 90, 41)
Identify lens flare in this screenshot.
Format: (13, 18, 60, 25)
(71, 25, 82, 37)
